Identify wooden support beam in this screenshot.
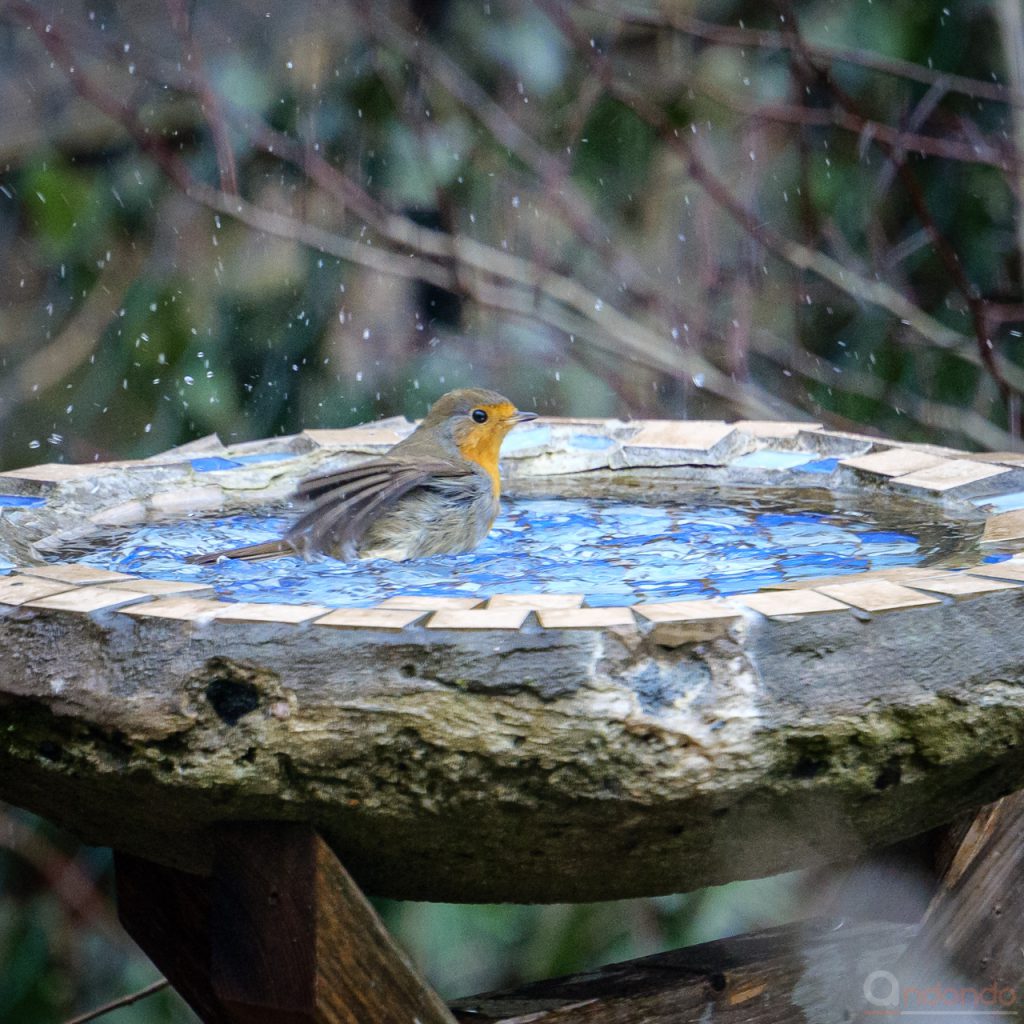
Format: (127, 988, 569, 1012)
(449, 918, 915, 1023)
(873, 789, 1024, 1017)
(115, 852, 231, 1024)
(115, 823, 455, 1024)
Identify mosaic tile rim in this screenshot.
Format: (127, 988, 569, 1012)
(1, 417, 1023, 634)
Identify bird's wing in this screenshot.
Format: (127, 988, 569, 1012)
(287, 457, 473, 560)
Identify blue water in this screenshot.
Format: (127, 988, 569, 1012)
(62, 496, 941, 608)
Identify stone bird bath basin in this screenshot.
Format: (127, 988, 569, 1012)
(2, 416, 1024, 903)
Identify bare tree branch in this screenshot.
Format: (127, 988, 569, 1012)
(61, 980, 170, 1024)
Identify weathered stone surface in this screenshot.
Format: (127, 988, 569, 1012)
(1, 423, 1020, 903)
(3, 586, 1024, 903)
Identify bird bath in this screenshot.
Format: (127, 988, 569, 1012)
(3, 415, 1024, 903)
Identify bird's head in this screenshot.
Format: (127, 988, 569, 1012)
(418, 387, 536, 488)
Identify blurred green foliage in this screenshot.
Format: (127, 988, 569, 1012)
(1, 0, 1023, 1018)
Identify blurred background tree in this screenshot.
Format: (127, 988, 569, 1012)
(1, 0, 1022, 1019)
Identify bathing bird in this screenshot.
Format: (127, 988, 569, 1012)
(189, 387, 536, 563)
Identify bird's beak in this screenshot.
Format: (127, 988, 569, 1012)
(510, 411, 538, 424)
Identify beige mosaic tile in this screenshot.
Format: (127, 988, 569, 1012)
(982, 510, 1024, 544)
(815, 580, 942, 612)
(636, 599, 742, 644)
(891, 459, 1010, 492)
(635, 599, 741, 624)
(965, 560, 1024, 582)
(314, 607, 427, 631)
(105, 579, 215, 596)
(487, 593, 584, 609)
(119, 597, 228, 621)
(426, 608, 531, 630)
(145, 434, 225, 461)
(763, 567, 944, 590)
(89, 500, 149, 527)
(733, 420, 822, 438)
(0, 463, 105, 483)
(740, 590, 850, 617)
(614, 421, 740, 469)
(24, 586, 151, 613)
(623, 420, 734, 451)
(303, 426, 409, 448)
(840, 448, 948, 477)
(150, 487, 224, 515)
(536, 607, 636, 629)
(213, 603, 330, 624)
(378, 596, 484, 610)
(903, 573, 1020, 598)
(966, 452, 1024, 465)
(22, 564, 135, 584)
(0, 576, 78, 607)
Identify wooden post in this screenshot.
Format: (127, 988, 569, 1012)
(115, 823, 456, 1024)
(879, 789, 1024, 1016)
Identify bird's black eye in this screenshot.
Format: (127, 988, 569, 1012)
(471, 408, 488, 423)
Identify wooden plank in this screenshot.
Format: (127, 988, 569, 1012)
(814, 580, 942, 612)
(449, 918, 913, 1023)
(212, 824, 456, 1024)
(889, 791, 1024, 1013)
(115, 853, 232, 1024)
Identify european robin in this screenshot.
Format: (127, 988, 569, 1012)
(190, 388, 536, 563)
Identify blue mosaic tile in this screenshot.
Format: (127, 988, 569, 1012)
(794, 458, 841, 474)
(970, 490, 1024, 512)
(501, 426, 552, 452)
(62, 496, 953, 609)
(731, 450, 815, 470)
(570, 434, 616, 450)
(0, 494, 46, 508)
(191, 457, 243, 472)
(231, 453, 296, 465)
(857, 531, 918, 544)
(983, 552, 1014, 563)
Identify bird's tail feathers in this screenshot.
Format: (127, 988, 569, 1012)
(186, 539, 297, 565)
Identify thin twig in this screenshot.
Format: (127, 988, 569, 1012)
(774, 0, 1020, 431)
(62, 979, 170, 1024)
(593, 4, 1024, 108)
